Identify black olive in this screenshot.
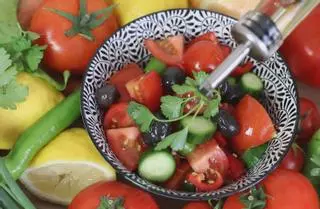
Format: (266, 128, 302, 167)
(162, 67, 186, 94)
(96, 84, 120, 108)
(218, 80, 230, 98)
(222, 84, 245, 105)
(142, 114, 172, 146)
(216, 109, 240, 139)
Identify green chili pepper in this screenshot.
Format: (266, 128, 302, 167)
(303, 129, 320, 192)
(0, 188, 21, 209)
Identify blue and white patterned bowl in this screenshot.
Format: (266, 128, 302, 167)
(81, 9, 299, 200)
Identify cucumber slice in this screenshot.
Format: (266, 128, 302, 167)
(240, 72, 263, 96)
(145, 57, 167, 74)
(138, 150, 176, 183)
(181, 116, 216, 145)
(241, 143, 268, 168)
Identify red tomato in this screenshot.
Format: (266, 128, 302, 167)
(144, 35, 184, 66)
(106, 127, 143, 171)
(164, 161, 192, 190)
(126, 71, 163, 112)
(226, 153, 245, 180)
(214, 131, 228, 149)
(69, 181, 159, 209)
(182, 40, 224, 76)
(188, 32, 219, 47)
(30, 0, 119, 74)
(280, 6, 320, 88)
(186, 171, 224, 192)
(110, 63, 144, 102)
(231, 62, 254, 77)
(279, 145, 304, 172)
(297, 97, 320, 144)
(103, 102, 135, 129)
(232, 95, 276, 153)
(183, 202, 211, 209)
(223, 169, 319, 209)
(187, 139, 229, 176)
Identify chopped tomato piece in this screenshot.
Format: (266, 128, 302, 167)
(214, 131, 228, 149)
(231, 61, 254, 77)
(187, 139, 229, 176)
(220, 103, 235, 115)
(188, 32, 219, 47)
(164, 161, 192, 190)
(182, 40, 224, 76)
(110, 63, 144, 101)
(221, 45, 231, 58)
(144, 35, 184, 66)
(126, 71, 163, 112)
(226, 153, 245, 180)
(186, 171, 224, 192)
(232, 95, 276, 153)
(106, 127, 144, 171)
(103, 102, 135, 129)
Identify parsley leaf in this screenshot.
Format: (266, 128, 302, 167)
(193, 71, 209, 86)
(160, 95, 184, 119)
(155, 127, 188, 151)
(0, 80, 28, 110)
(24, 45, 46, 72)
(172, 84, 196, 95)
(0, 48, 12, 73)
(12, 36, 32, 52)
(239, 186, 266, 209)
(203, 91, 221, 119)
(127, 101, 154, 132)
(0, 66, 17, 86)
(0, 23, 20, 44)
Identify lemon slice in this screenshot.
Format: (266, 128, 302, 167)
(20, 128, 116, 205)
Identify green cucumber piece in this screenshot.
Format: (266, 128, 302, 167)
(240, 72, 263, 96)
(181, 116, 216, 145)
(178, 142, 196, 156)
(145, 57, 167, 74)
(138, 150, 176, 183)
(241, 143, 268, 168)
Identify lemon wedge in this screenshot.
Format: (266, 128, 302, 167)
(20, 128, 116, 205)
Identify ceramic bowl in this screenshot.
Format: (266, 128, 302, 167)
(81, 9, 299, 201)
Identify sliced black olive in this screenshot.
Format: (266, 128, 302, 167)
(142, 114, 172, 146)
(162, 67, 186, 94)
(96, 84, 120, 108)
(216, 109, 240, 139)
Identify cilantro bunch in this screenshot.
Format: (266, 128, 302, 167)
(0, 23, 69, 110)
(128, 71, 221, 151)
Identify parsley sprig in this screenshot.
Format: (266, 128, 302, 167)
(128, 71, 221, 151)
(0, 22, 70, 110)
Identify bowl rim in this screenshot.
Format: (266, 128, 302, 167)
(80, 8, 300, 201)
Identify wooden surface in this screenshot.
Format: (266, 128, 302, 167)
(23, 82, 320, 209)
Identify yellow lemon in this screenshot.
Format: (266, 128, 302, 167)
(0, 72, 64, 149)
(20, 128, 116, 205)
(113, 0, 189, 25)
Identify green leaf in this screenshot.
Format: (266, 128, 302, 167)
(239, 186, 267, 209)
(12, 37, 32, 52)
(160, 95, 184, 119)
(193, 71, 209, 86)
(32, 69, 71, 91)
(127, 102, 154, 132)
(185, 77, 197, 86)
(203, 92, 221, 119)
(0, 0, 19, 24)
(0, 23, 20, 44)
(26, 31, 40, 41)
(310, 155, 320, 167)
(172, 84, 196, 95)
(97, 196, 125, 209)
(0, 48, 12, 73)
(24, 45, 46, 72)
(213, 199, 224, 209)
(0, 66, 17, 86)
(155, 127, 188, 151)
(0, 79, 28, 110)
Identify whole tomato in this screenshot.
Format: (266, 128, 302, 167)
(29, 0, 119, 75)
(279, 144, 304, 172)
(223, 169, 319, 209)
(280, 6, 320, 88)
(69, 181, 159, 209)
(298, 97, 320, 144)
